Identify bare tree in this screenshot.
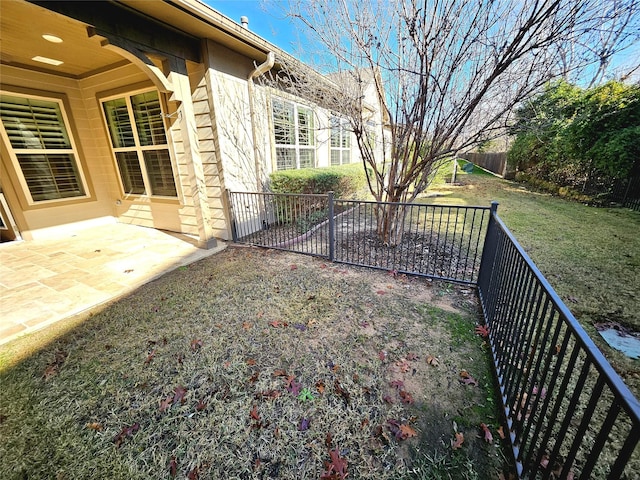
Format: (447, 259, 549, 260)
(265, 0, 639, 245)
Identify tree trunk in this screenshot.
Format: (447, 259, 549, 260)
(374, 197, 408, 247)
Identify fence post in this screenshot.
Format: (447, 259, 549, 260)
(227, 191, 238, 242)
(478, 201, 499, 292)
(328, 191, 335, 261)
(621, 177, 632, 207)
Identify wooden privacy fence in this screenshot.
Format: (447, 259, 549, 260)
(459, 152, 511, 177)
(228, 191, 640, 478)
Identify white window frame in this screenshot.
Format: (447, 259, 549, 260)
(0, 91, 89, 205)
(330, 116, 352, 166)
(272, 97, 316, 171)
(101, 89, 178, 199)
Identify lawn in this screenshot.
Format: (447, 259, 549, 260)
(0, 247, 510, 479)
(423, 161, 640, 396)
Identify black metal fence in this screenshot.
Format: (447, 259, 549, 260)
(609, 176, 640, 212)
(229, 191, 640, 478)
(478, 204, 640, 479)
(228, 191, 332, 257)
(228, 191, 491, 284)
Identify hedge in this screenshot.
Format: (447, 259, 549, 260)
(269, 163, 369, 197)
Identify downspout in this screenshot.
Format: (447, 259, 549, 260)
(248, 52, 275, 191)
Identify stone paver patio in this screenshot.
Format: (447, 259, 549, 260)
(0, 223, 225, 345)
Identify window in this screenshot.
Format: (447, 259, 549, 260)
(0, 93, 87, 203)
(330, 117, 352, 165)
(102, 91, 177, 197)
(272, 98, 315, 170)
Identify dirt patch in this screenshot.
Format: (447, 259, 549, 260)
(0, 247, 509, 479)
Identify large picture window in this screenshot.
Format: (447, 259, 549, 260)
(330, 117, 352, 166)
(0, 93, 87, 203)
(272, 98, 315, 170)
(102, 91, 177, 197)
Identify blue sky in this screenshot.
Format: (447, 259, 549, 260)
(204, 1, 302, 54)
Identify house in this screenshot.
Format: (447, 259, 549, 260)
(0, 0, 385, 248)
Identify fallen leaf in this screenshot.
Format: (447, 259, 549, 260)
(532, 385, 547, 399)
(459, 370, 478, 386)
(248, 371, 260, 383)
(174, 385, 188, 404)
(269, 320, 288, 328)
(159, 395, 174, 412)
(376, 290, 387, 295)
(298, 417, 310, 431)
(169, 457, 178, 478)
(256, 389, 280, 400)
(396, 359, 410, 373)
(378, 351, 387, 362)
(451, 432, 464, 450)
(325, 432, 333, 447)
(321, 447, 348, 480)
(383, 394, 395, 404)
(144, 349, 156, 365)
(497, 425, 506, 439)
(196, 399, 207, 411)
(475, 325, 489, 338)
(334, 380, 350, 404)
(85, 422, 103, 431)
(387, 419, 416, 440)
(316, 381, 325, 394)
(425, 355, 439, 366)
(113, 422, 140, 447)
(250, 405, 260, 421)
(246, 358, 257, 366)
(399, 424, 418, 438)
(481, 423, 493, 443)
(286, 376, 302, 396)
(399, 390, 414, 404)
(290, 264, 297, 270)
(42, 350, 68, 380)
(272, 369, 288, 377)
(187, 466, 200, 480)
(406, 352, 419, 361)
(242, 322, 252, 330)
(190, 339, 203, 351)
(390, 379, 405, 390)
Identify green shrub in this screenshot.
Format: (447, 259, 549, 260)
(269, 163, 369, 197)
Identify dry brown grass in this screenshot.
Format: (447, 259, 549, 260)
(0, 247, 509, 479)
